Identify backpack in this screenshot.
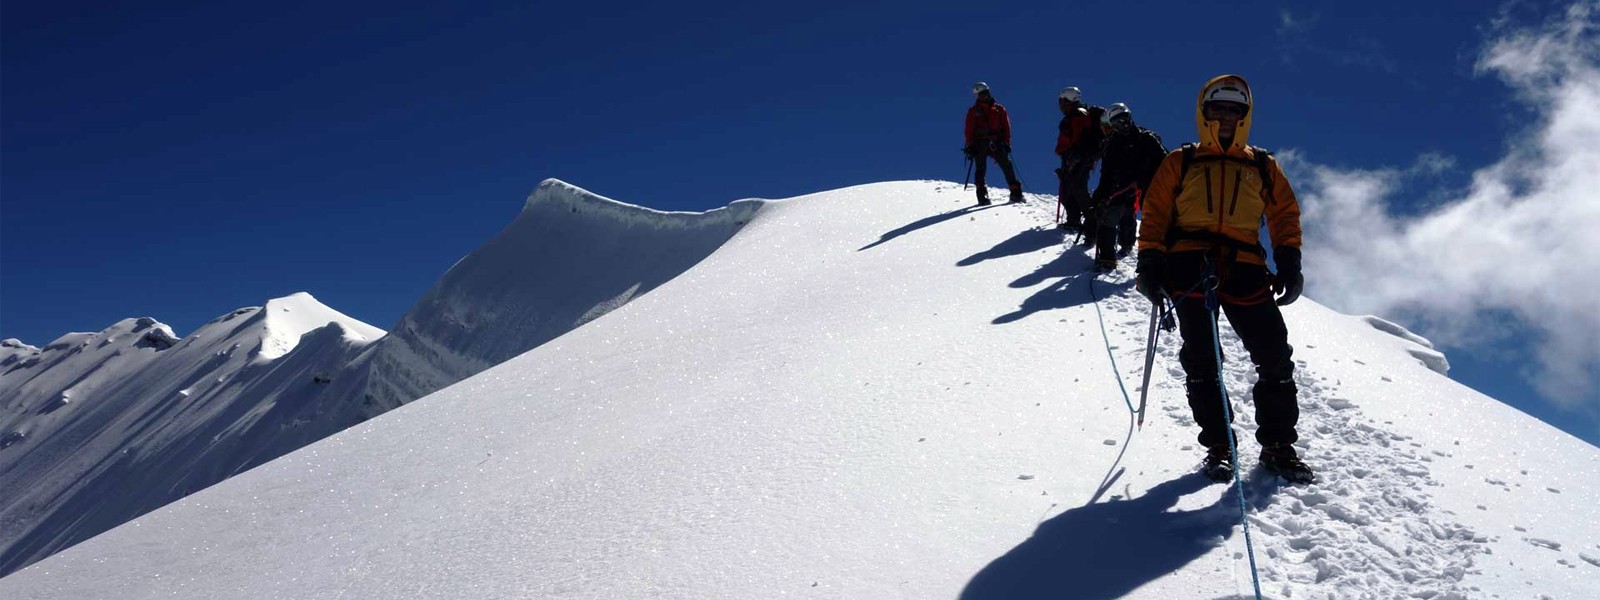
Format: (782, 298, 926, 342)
(1141, 127, 1166, 154)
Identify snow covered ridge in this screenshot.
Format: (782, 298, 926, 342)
(0, 292, 387, 575)
(2, 181, 1595, 599)
(359, 178, 764, 411)
(0, 180, 766, 576)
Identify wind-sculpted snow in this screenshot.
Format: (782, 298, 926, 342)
(1359, 314, 1450, 375)
(3, 181, 1594, 599)
(360, 178, 763, 411)
(0, 181, 764, 576)
(0, 339, 41, 369)
(0, 293, 383, 576)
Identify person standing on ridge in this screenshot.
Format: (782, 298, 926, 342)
(1134, 74, 1313, 484)
(1054, 86, 1104, 235)
(1090, 102, 1166, 271)
(963, 82, 1024, 205)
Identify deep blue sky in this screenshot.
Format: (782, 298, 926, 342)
(4, 1, 1590, 443)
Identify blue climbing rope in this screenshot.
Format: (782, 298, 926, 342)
(1088, 277, 1138, 416)
(1204, 271, 1265, 600)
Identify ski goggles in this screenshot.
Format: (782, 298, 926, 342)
(1203, 101, 1248, 120)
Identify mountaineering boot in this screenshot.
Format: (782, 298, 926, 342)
(1010, 187, 1025, 203)
(1261, 444, 1316, 484)
(1201, 444, 1234, 483)
(1095, 255, 1117, 271)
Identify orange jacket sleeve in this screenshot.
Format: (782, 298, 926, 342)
(1136, 150, 1185, 252)
(1263, 155, 1302, 250)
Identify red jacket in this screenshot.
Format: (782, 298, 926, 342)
(1055, 108, 1094, 157)
(965, 100, 1011, 147)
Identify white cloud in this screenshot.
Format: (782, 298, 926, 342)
(1408, 152, 1456, 177)
(1278, 8, 1314, 37)
(1285, 2, 1600, 410)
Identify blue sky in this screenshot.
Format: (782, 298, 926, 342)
(4, 1, 1596, 444)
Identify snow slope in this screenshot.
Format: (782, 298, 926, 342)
(0, 293, 384, 574)
(359, 179, 761, 412)
(3, 181, 1596, 599)
(0, 182, 760, 576)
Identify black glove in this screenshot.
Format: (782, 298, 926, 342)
(997, 142, 1011, 155)
(1135, 249, 1167, 302)
(1272, 246, 1303, 306)
(962, 146, 975, 157)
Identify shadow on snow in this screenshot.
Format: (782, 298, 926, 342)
(960, 473, 1248, 600)
(956, 226, 1065, 267)
(858, 204, 997, 251)
(993, 264, 1131, 326)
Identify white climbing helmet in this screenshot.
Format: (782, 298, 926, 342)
(1058, 86, 1082, 103)
(972, 81, 990, 95)
(1104, 102, 1132, 124)
(1202, 80, 1251, 109)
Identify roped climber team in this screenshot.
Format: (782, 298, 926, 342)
(959, 75, 1315, 484)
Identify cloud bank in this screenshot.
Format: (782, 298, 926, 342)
(1286, 2, 1600, 411)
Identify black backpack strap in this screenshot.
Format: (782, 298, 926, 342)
(1173, 143, 1198, 196)
(1250, 146, 1276, 204)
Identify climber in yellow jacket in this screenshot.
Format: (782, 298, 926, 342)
(1135, 74, 1313, 484)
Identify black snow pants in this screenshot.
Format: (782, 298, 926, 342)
(1093, 187, 1138, 260)
(1164, 251, 1299, 448)
(973, 144, 1021, 201)
(1058, 160, 1093, 228)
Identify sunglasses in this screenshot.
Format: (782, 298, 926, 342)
(1204, 102, 1248, 120)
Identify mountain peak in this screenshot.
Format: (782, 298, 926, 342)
(360, 180, 763, 411)
(256, 292, 385, 360)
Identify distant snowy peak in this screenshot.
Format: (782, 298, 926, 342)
(1, 317, 177, 398)
(34, 316, 175, 353)
(0, 293, 387, 575)
(0, 339, 40, 368)
(257, 292, 386, 360)
(361, 179, 765, 410)
(157, 293, 384, 365)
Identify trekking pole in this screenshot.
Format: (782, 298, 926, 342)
(962, 153, 974, 190)
(1136, 292, 1172, 428)
(1009, 151, 1025, 187)
(1054, 167, 1067, 228)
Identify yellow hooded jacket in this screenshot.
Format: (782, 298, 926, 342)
(1136, 75, 1301, 266)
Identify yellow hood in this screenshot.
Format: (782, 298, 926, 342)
(1195, 74, 1253, 153)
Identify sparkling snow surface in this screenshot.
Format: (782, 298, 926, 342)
(3, 181, 1596, 599)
